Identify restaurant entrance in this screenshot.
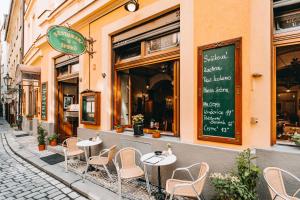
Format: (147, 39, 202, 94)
(276, 44, 300, 145)
(55, 56, 80, 141)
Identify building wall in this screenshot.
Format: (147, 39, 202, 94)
(26, 0, 274, 148)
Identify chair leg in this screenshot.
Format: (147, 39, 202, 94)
(169, 193, 174, 200)
(144, 166, 151, 195)
(103, 165, 113, 181)
(200, 193, 206, 200)
(64, 155, 68, 173)
(83, 163, 89, 182)
(118, 176, 122, 200)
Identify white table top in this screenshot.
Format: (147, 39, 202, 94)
(141, 152, 177, 166)
(76, 139, 102, 147)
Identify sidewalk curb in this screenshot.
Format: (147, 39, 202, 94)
(3, 133, 91, 199)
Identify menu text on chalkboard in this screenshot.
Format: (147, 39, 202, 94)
(197, 38, 242, 145)
(41, 82, 48, 120)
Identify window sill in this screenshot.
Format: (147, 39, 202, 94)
(108, 129, 180, 143)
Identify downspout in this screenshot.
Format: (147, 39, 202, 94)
(18, 0, 25, 130)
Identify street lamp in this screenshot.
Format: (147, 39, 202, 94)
(124, 0, 139, 12)
(3, 73, 12, 88)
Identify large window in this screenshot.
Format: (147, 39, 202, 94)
(276, 44, 300, 145)
(116, 62, 178, 134)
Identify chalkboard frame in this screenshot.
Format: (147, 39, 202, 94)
(197, 37, 242, 145)
(41, 82, 48, 121)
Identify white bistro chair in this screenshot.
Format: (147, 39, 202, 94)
(85, 145, 117, 181)
(62, 137, 84, 172)
(264, 167, 300, 200)
(165, 162, 209, 200)
(113, 147, 151, 199)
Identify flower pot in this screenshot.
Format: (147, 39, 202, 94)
(133, 123, 144, 136)
(116, 127, 124, 133)
(49, 140, 57, 146)
(152, 131, 161, 138)
(38, 144, 46, 151)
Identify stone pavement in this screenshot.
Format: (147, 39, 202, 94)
(0, 120, 119, 200)
(0, 123, 87, 200)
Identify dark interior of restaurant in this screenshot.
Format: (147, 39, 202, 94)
(276, 44, 300, 144)
(118, 61, 174, 133)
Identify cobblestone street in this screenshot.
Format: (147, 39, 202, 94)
(0, 123, 87, 200)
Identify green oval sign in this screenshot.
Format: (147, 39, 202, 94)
(47, 26, 87, 55)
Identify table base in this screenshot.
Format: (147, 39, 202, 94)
(152, 191, 165, 200)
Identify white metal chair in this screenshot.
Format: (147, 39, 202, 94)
(62, 137, 84, 172)
(264, 167, 300, 200)
(165, 162, 209, 200)
(84, 145, 117, 181)
(113, 147, 151, 199)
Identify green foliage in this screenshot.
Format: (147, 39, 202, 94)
(37, 124, 46, 145)
(114, 125, 123, 129)
(210, 149, 261, 200)
(47, 133, 58, 142)
(291, 133, 300, 145)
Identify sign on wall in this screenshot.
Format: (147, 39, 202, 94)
(47, 26, 87, 55)
(41, 82, 48, 120)
(197, 38, 242, 145)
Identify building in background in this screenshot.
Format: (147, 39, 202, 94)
(4, 0, 24, 127)
(1, 15, 10, 121)
(2, 0, 300, 199)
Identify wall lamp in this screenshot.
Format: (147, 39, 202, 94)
(3, 73, 12, 88)
(124, 0, 139, 12)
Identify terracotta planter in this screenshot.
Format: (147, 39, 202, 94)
(38, 144, 46, 151)
(49, 140, 57, 146)
(116, 127, 124, 133)
(152, 131, 161, 138)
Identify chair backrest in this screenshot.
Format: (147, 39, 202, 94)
(118, 147, 140, 169)
(263, 167, 288, 200)
(193, 162, 209, 194)
(66, 137, 79, 151)
(107, 145, 117, 162)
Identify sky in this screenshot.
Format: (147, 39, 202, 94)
(0, 0, 11, 27)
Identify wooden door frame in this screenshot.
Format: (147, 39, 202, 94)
(271, 37, 300, 145)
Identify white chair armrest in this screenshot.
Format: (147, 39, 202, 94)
(293, 188, 300, 197)
(172, 164, 201, 181)
(99, 149, 109, 156)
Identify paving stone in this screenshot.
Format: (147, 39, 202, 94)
(0, 122, 86, 200)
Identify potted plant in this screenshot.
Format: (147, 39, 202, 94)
(132, 114, 144, 136)
(48, 133, 58, 146)
(210, 149, 260, 200)
(291, 133, 300, 146)
(115, 125, 124, 133)
(152, 129, 161, 138)
(37, 124, 46, 151)
(26, 114, 34, 120)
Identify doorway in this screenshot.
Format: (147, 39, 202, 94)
(275, 44, 300, 145)
(57, 78, 79, 141)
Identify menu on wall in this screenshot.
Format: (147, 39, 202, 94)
(41, 82, 47, 120)
(198, 38, 242, 144)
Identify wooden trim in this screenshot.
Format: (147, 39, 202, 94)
(197, 37, 242, 145)
(41, 82, 48, 121)
(115, 49, 180, 70)
(80, 92, 101, 125)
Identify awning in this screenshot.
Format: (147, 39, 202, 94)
(16, 64, 41, 83)
(19, 64, 41, 74)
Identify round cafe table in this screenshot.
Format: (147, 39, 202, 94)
(141, 152, 177, 200)
(76, 139, 102, 171)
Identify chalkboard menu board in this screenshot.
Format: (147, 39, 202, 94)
(41, 82, 48, 120)
(198, 38, 242, 144)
